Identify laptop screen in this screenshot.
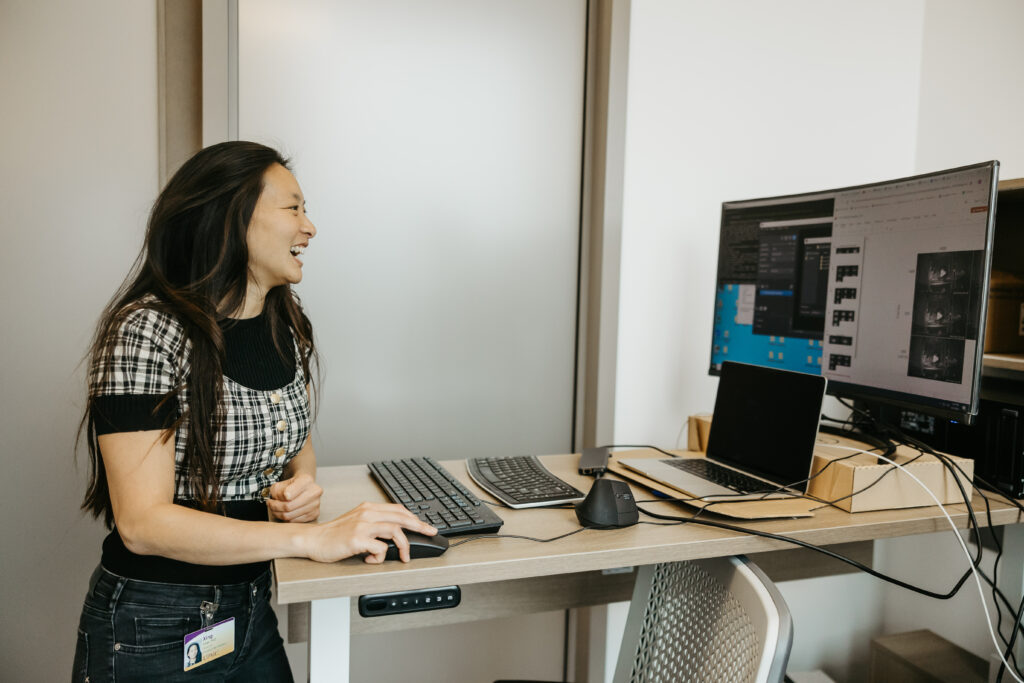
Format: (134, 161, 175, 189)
(707, 361, 826, 488)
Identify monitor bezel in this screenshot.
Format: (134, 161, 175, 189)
(707, 160, 1000, 424)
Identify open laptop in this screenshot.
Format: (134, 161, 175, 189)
(619, 361, 826, 501)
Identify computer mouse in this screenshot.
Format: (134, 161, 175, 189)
(575, 478, 639, 528)
(382, 531, 450, 561)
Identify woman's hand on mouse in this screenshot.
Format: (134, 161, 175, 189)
(266, 473, 323, 523)
(300, 502, 437, 564)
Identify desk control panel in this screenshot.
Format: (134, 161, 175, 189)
(358, 586, 461, 618)
(368, 456, 504, 535)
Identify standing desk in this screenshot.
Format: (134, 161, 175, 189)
(273, 452, 1024, 682)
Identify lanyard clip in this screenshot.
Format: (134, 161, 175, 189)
(200, 600, 219, 628)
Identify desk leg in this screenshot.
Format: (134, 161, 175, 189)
(309, 597, 350, 682)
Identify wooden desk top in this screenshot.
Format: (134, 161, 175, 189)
(273, 451, 1022, 604)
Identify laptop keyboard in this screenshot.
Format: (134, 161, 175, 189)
(664, 458, 773, 494)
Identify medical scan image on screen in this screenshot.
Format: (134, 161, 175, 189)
(709, 162, 998, 419)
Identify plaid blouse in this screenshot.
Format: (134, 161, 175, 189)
(90, 306, 311, 503)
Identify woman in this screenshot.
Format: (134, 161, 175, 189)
(72, 141, 436, 682)
(186, 642, 202, 668)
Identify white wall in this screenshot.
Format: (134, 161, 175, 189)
(915, 0, 1024, 179)
(615, 0, 926, 447)
(0, 1, 158, 680)
(614, 0, 1024, 680)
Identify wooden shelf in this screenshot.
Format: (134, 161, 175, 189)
(999, 177, 1024, 193)
(984, 352, 1024, 374)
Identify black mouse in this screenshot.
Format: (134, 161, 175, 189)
(382, 531, 450, 561)
(575, 478, 639, 528)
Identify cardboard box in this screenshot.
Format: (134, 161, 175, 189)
(687, 413, 712, 452)
(807, 446, 974, 513)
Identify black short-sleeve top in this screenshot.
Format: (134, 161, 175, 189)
(89, 303, 311, 583)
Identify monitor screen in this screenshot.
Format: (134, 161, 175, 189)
(709, 161, 999, 421)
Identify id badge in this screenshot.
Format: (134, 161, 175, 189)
(184, 617, 234, 671)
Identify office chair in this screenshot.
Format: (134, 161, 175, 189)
(498, 555, 793, 683)
(612, 555, 793, 682)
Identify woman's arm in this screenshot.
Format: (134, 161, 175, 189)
(100, 430, 435, 565)
(265, 381, 322, 522)
(266, 436, 321, 523)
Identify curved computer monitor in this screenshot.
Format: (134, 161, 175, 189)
(709, 161, 1000, 423)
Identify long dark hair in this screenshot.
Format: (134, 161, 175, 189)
(80, 141, 318, 527)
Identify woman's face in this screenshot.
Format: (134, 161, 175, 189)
(187, 644, 198, 660)
(246, 163, 317, 292)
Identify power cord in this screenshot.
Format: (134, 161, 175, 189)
(457, 430, 1024, 676)
(446, 528, 589, 547)
(875, 432, 1024, 677)
(829, 444, 1024, 683)
(820, 409, 1024, 675)
(606, 430, 1023, 676)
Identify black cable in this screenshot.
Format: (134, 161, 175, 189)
(902, 441, 984, 565)
(819, 420, 896, 459)
(915, 447, 1024, 666)
(447, 528, 589, 547)
(919, 450, 1023, 676)
(998, 592, 1024, 683)
(598, 438, 983, 598)
(975, 482, 1021, 670)
(635, 504, 976, 600)
(874, 431, 987, 589)
(640, 520, 685, 526)
(611, 431, 1021, 607)
(853, 415, 1024, 675)
(806, 450, 930, 512)
(455, 436, 1024, 672)
(925, 448, 1023, 671)
(922, 451, 1024, 677)
(599, 443, 683, 459)
(448, 521, 680, 548)
(476, 430, 1024, 666)
(830, 401, 987, 567)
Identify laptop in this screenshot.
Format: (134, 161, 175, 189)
(619, 361, 826, 501)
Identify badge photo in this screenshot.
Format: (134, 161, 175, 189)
(184, 618, 235, 671)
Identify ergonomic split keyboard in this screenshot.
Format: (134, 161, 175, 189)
(368, 457, 504, 535)
(467, 455, 585, 509)
(664, 458, 772, 494)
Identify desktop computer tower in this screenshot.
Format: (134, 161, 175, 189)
(858, 378, 1024, 499)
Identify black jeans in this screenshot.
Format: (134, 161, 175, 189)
(71, 566, 293, 682)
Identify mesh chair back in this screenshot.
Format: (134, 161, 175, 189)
(612, 556, 793, 683)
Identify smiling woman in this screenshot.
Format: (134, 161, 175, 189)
(242, 163, 317, 318)
(71, 141, 437, 682)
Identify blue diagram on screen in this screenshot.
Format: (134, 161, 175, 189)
(710, 283, 823, 374)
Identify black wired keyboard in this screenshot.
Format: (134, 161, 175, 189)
(467, 455, 586, 509)
(368, 457, 504, 535)
(664, 458, 771, 494)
